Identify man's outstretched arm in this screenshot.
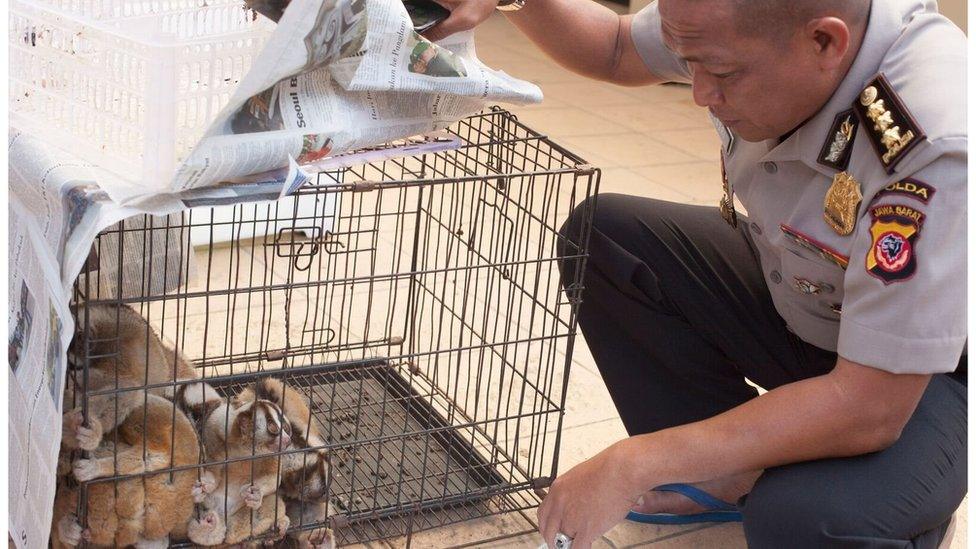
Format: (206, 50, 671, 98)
(536, 358, 931, 548)
(424, 0, 661, 85)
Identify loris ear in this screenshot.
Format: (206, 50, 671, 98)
(231, 389, 255, 410)
(193, 398, 223, 422)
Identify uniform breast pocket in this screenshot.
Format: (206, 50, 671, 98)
(780, 249, 846, 320)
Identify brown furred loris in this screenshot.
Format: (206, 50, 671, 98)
(238, 377, 335, 548)
(52, 392, 202, 548)
(62, 304, 202, 452)
(187, 390, 293, 546)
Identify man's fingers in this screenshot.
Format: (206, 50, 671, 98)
(572, 536, 593, 549)
(422, 17, 463, 42)
(423, 10, 478, 42)
(538, 502, 559, 549)
(421, 0, 496, 42)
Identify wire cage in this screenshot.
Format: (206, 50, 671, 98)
(58, 108, 600, 547)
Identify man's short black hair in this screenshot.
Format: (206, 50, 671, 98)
(730, 0, 871, 41)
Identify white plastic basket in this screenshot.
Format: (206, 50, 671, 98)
(9, 0, 275, 185)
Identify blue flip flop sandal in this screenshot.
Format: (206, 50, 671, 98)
(626, 483, 743, 525)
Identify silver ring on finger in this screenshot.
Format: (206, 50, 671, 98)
(554, 532, 573, 549)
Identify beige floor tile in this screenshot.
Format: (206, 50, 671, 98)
(477, 532, 546, 548)
(343, 542, 396, 549)
(551, 418, 628, 470)
(404, 511, 617, 549)
(594, 104, 711, 134)
(560, 365, 619, 429)
(950, 497, 967, 549)
(564, 134, 697, 169)
(513, 108, 630, 138)
(564, 335, 598, 376)
(631, 522, 747, 548)
(385, 512, 537, 548)
(602, 521, 706, 548)
(474, 531, 622, 549)
(596, 168, 694, 202)
(546, 137, 619, 169)
(478, 54, 582, 86)
(510, 96, 573, 112)
(542, 81, 644, 110)
(615, 83, 699, 105)
(654, 102, 713, 126)
(630, 163, 724, 205)
(644, 130, 722, 162)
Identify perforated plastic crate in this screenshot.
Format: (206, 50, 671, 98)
(9, 0, 274, 185)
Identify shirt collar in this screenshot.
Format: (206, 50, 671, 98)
(759, 0, 912, 173)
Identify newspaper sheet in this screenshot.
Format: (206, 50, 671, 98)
(102, 0, 543, 206)
(8, 0, 542, 543)
(8, 197, 76, 549)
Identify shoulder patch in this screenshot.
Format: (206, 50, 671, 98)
(818, 109, 858, 170)
(865, 204, 924, 284)
(853, 74, 926, 174)
(873, 178, 935, 205)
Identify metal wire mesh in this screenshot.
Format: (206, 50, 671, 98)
(62, 108, 599, 547)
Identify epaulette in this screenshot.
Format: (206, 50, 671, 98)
(853, 73, 925, 174)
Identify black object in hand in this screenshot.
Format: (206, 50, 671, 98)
(404, 0, 450, 33)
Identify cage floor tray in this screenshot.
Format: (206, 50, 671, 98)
(208, 360, 508, 543)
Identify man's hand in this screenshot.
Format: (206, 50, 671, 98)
(537, 442, 644, 549)
(423, 0, 499, 42)
(536, 358, 930, 546)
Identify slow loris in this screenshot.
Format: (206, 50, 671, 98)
(187, 390, 293, 545)
(62, 303, 202, 452)
(52, 390, 202, 548)
(237, 377, 335, 548)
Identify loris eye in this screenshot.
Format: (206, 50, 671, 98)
(268, 423, 279, 435)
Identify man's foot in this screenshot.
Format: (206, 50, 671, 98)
(631, 471, 761, 515)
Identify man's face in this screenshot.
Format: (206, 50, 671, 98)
(658, 0, 831, 141)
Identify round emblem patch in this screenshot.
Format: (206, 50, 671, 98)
(874, 231, 911, 272)
(865, 204, 923, 285)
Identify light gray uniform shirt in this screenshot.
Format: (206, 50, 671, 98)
(630, 0, 967, 374)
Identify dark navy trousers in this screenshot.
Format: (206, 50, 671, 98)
(558, 194, 967, 548)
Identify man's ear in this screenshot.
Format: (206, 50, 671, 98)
(805, 16, 850, 70)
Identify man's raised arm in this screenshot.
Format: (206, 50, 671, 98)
(424, 0, 662, 86)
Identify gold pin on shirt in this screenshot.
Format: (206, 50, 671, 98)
(824, 171, 862, 235)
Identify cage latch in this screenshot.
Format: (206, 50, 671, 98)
(532, 476, 553, 496)
(574, 163, 597, 176)
(351, 180, 379, 192)
(264, 349, 286, 361)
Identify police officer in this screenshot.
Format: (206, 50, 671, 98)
(424, 0, 967, 547)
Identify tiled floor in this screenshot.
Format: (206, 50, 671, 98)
(350, 8, 967, 549)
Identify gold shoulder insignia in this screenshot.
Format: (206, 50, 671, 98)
(853, 74, 925, 174)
